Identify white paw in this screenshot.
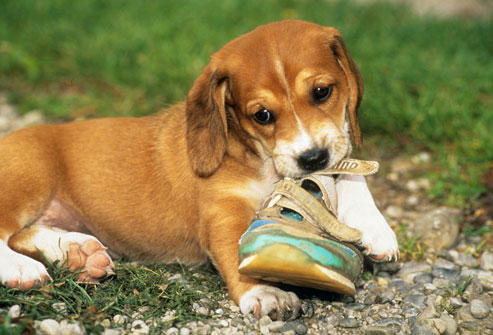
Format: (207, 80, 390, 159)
(30, 229, 114, 282)
(336, 175, 399, 262)
(349, 210, 399, 261)
(0, 244, 51, 290)
(239, 285, 301, 320)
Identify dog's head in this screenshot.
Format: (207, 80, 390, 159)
(186, 20, 363, 178)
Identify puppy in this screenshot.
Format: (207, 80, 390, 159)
(0, 20, 398, 319)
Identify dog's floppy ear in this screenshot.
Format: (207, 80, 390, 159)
(186, 66, 230, 177)
(326, 28, 364, 150)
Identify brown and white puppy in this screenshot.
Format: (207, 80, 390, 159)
(0, 20, 398, 319)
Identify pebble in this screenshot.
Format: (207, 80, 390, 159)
(480, 252, 493, 271)
(131, 320, 149, 334)
(268, 321, 286, 332)
(38, 319, 60, 335)
(385, 205, 403, 219)
(477, 270, 493, 290)
(398, 262, 432, 282)
(403, 295, 426, 309)
(364, 325, 396, 335)
(412, 207, 461, 249)
(457, 253, 478, 268)
(166, 327, 179, 335)
(113, 314, 126, 325)
(338, 318, 360, 328)
(431, 267, 459, 282)
(439, 313, 458, 335)
(180, 328, 191, 335)
(103, 329, 121, 335)
(8, 304, 21, 318)
(59, 320, 84, 335)
(417, 303, 439, 320)
(278, 321, 308, 335)
(469, 299, 490, 319)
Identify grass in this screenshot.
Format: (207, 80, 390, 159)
(0, 260, 227, 334)
(396, 223, 425, 261)
(0, 0, 492, 205)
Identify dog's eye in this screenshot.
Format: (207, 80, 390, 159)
(253, 109, 274, 125)
(312, 86, 333, 104)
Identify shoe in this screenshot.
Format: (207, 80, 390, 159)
(238, 159, 379, 295)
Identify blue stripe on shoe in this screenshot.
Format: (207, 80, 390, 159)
(246, 219, 276, 232)
(241, 234, 358, 269)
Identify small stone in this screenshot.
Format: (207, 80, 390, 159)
(131, 320, 149, 334)
(268, 321, 286, 332)
(166, 327, 179, 335)
(58, 321, 84, 335)
(51, 302, 66, 314)
(411, 319, 440, 335)
(377, 277, 390, 286)
(219, 320, 229, 327)
(417, 303, 440, 320)
(423, 283, 437, 295)
(459, 321, 481, 331)
(386, 205, 403, 219)
(101, 319, 111, 328)
(39, 319, 60, 335)
(458, 305, 476, 322)
(404, 295, 426, 309)
(103, 329, 120, 335)
(398, 262, 432, 282)
(168, 273, 182, 281)
(439, 313, 458, 335)
(462, 278, 483, 302)
(477, 270, 493, 290)
(457, 253, 478, 268)
(326, 314, 339, 326)
(450, 297, 466, 309)
(259, 315, 272, 327)
(432, 278, 451, 290)
(346, 302, 365, 311)
(279, 321, 308, 335)
(413, 208, 461, 250)
(406, 195, 419, 206)
(113, 314, 126, 325)
(8, 305, 20, 318)
(215, 308, 224, 315)
(433, 258, 459, 270)
(230, 305, 240, 313)
(339, 318, 359, 328)
(469, 299, 490, 319)
(480, 252, 493, 271)
(180, 328, 191, 335)
(364, 325, 396, 335)
(431, 267, 459, 282)
(414, 273, 433, 284)
(364, 294, 377, 305)
(260, 325, 270, 335)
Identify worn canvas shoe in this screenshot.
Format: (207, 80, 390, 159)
(238, 159, 379, 295)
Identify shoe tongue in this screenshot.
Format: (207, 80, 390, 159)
(300, 175, 338, 215)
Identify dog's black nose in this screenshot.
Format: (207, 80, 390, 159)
(297, 148, 329, 172)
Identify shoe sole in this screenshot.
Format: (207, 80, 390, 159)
(239, 241, 358, 295)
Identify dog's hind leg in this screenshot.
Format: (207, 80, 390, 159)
(8, 225, 115, 283)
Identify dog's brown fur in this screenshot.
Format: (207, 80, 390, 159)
(0, 20, 363, 316)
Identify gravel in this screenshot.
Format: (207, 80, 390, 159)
(1, 93, 492, 335)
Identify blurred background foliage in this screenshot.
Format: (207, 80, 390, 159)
(0, 0, 491, 205)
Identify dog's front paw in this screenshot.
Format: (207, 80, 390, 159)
(346, 210, 399, 262)
(0, 251, 51, 290)
(239, 285, 301, 320)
